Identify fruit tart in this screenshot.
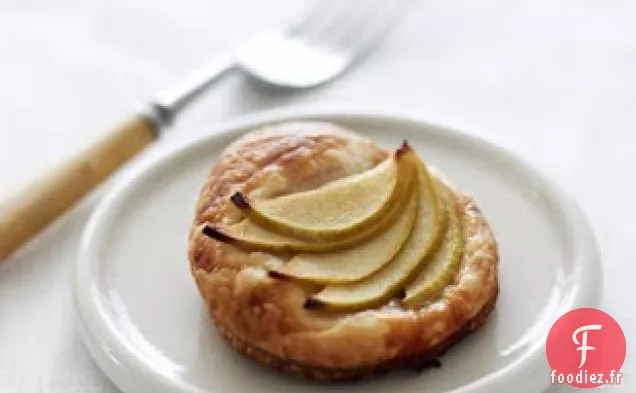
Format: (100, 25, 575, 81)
(188, 121, 499, 381)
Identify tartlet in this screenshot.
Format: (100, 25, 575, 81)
(188, 122, 499, 381)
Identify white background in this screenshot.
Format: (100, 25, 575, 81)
(0, 0, 633, 392)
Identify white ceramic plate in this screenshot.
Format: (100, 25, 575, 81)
(74, 109, 602, 393)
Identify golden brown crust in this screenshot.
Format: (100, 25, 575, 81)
(188, 121, 499, 379)
(214, 284, 498, 381)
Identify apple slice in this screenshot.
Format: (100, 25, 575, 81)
(202, 178, 413, 253)
(304, 156, 446, 311)
(271, 185, 419, 284)
(402, 188, 464, 308)
(230, 143, 412, 241)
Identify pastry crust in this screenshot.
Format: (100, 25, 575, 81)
(188, 122, 499, 380)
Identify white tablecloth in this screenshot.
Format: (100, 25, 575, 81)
(0, 0, 633, 392)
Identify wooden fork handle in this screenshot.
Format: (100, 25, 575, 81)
(0, 116, 157, 260)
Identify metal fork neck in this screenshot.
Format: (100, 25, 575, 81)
(144, 52, 236, 132)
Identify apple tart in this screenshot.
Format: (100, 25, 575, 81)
(188, 122, 499, 381)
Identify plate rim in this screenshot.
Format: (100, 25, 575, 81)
(74, 106, 603, 393)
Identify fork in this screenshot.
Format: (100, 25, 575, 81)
(0, 0, 413, 260)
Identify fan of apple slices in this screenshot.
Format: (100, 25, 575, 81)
(203, 143, 465, 312)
